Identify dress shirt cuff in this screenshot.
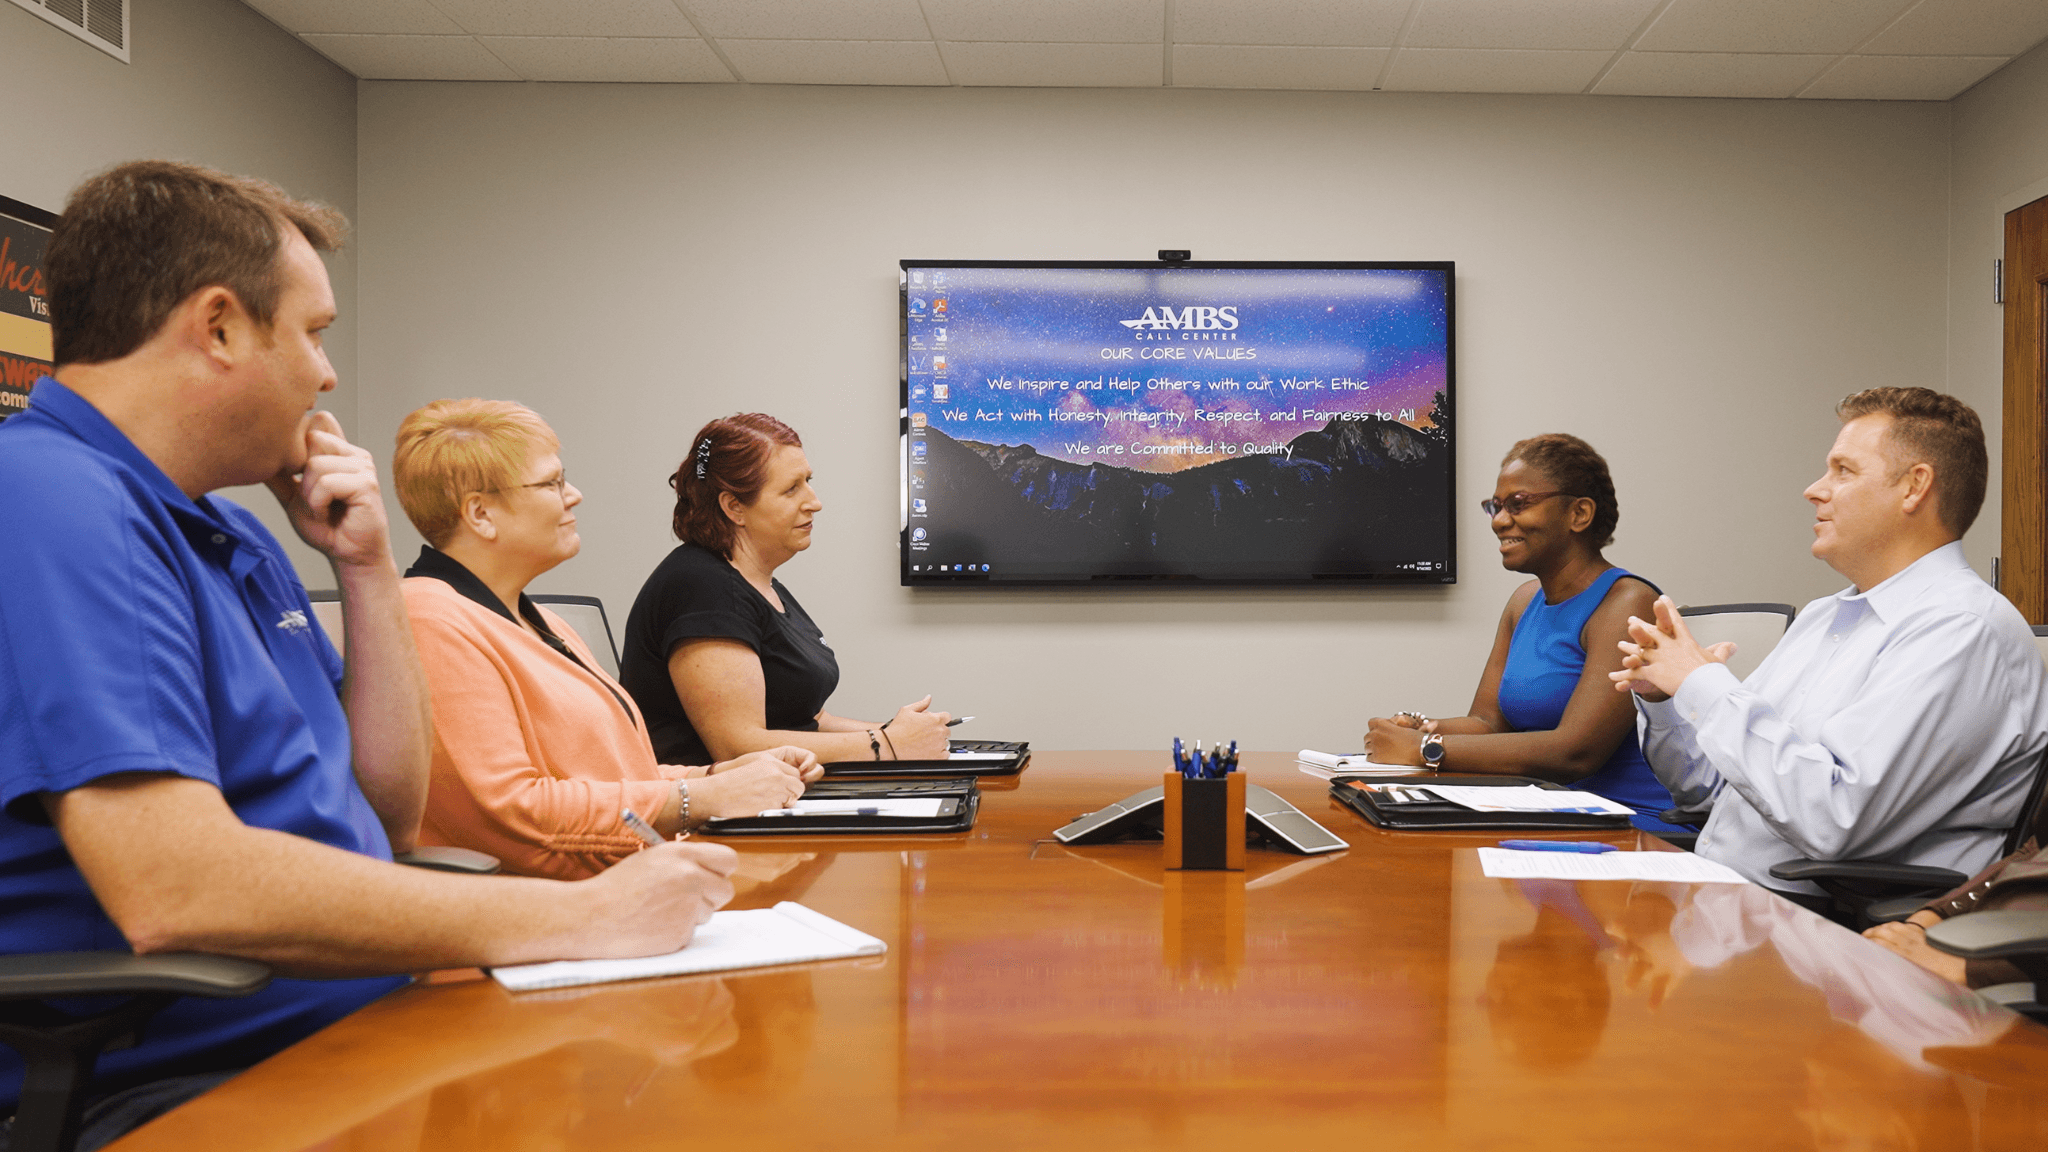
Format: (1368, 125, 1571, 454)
(1670, 661, 1742, 725)
(1635, 691, 1686, 730)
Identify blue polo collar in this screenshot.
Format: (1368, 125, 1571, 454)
(25, 376, 249, 550)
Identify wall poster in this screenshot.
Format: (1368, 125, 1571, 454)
(0, 195, 56, 422)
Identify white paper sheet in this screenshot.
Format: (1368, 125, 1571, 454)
(1477, 847, 1750, 883)
(947, 751, 1014, 761)
(1420, 784, 1635, 816)
(773, 798, 946, 818)
(490, 902, 886, 992)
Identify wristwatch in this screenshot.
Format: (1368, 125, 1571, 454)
(1420, 732, 1446, 769)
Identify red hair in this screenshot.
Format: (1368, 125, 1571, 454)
(671, 413, 803, 557)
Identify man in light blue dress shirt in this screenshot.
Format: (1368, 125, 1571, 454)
(1611, 388, 2048, 894)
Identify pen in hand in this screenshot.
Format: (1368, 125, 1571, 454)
(621, 807, 680, 845)
(945, 716, 975, 727)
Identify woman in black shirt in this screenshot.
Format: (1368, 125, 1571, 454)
(621, 413, 953, 765)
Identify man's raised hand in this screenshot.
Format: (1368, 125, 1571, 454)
(1609, 595, 1737, 702)
(266, 411, 392, 569)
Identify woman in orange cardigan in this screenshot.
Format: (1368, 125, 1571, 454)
(392, 399, 818, 879)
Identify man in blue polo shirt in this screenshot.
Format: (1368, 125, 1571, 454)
(0, 161, 741, 1147)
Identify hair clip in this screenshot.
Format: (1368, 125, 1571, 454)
(693, 435, 713, 480)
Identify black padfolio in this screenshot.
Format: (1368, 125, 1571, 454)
(822, 739, 1028, 778)
(703, 776, 981, 836)
(1331, 774, 1633, 831)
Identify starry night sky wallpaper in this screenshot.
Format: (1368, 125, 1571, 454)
(904, 265, 1447, 474)
(900, 264, 1455, 583)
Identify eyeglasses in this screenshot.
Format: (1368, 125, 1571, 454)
(1480, 491, 1569, 517)
(495, 471, 569, 499)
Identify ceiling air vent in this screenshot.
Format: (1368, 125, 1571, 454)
(7, 0, 128, 63)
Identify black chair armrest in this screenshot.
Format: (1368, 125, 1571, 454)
(1925, 911, 2048, 960)
(1767, 858, 1967, 890)
(0, 953, 270, 1001)
(395, 846, 501, 874)
(1864, 895, 1932, 924)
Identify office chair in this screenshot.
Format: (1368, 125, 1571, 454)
(1769, 744, 2048, 930)
(0, 953, 270, 1152)
(530, 595, 622, 680)
(1675, 602, 1796, 682)
(1650, 603, 1799, 847)
(1923, 911, 2048, 1021)
(0, 844, 497, 1152)
(305, 589, 344, 650)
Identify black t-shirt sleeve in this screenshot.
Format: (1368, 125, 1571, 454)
(646, 549, 770, 659)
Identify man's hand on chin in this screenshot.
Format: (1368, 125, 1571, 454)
(265, 411, 393, 569)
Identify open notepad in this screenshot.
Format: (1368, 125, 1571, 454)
(489, 902, 887, 993)
(1296, 749, 1424, 778)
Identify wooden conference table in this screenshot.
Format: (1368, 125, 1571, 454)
(114, 752, 2048, 1151)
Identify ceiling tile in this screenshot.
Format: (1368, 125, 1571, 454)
(426, 0, 695, 37)
(239, 0, 461, 35)
(923, 0, 1161, 43)
(299, 33, 520, 79)
(1593, 51, 1834, 97)
(1799, 53, 2010, 99)
(718, 39, 951, 84)
(1171, 44, 1387, 89)
(476, 36, 734, 82)
(940, 42, 1162, 86)
(1381, 48, 1612, 93)
(1636, 0, 1912, 54)
(680, 0, 932, 41)
(1405, 0, 1663, 51)
(1172, 0, 1410, 47)
(1859, 0, 2048, 57)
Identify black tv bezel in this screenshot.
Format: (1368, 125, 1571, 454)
(898, 259, 1457, 589)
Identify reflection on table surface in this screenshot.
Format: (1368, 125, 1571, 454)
(112, 752, 2048, 1151)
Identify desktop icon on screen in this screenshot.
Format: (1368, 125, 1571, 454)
(911, 384, 928, 401)
(933, 327, 947, 345)
(933, 298, 948, 316)
(909, 297, 928, 317)
(912, 498, 927, 514)
(912, 528, 927, 542)
(932, 355, 947, 374)
(910, 467, 927, 487)
(911, 441, 927, 459)
(910, 271, 925, 286)
(932, 384, 949, 401)
(910, 412, 928, 430)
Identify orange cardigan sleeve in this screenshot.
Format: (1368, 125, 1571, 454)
(406, 581, 683, 880)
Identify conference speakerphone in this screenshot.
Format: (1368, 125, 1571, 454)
(1053, 783, 1347, 855)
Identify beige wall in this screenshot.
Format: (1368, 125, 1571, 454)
(1948, 37, 2048, 579)
(0, 0, 358, 574)
(356, 82, 1949, 752)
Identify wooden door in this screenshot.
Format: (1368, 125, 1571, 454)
(2003, 196, 2048, 624)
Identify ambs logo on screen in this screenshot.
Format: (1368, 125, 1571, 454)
(1118, 306, 1238, 332)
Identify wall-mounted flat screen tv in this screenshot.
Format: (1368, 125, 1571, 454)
(900, 261, 1454, 586)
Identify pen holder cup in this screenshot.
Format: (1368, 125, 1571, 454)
(1163, 772, 1245, 871)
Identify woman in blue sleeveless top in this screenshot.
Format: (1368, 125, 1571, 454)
(1364, 434, 1685, 833)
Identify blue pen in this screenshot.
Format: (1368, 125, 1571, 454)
(1172, 737, 1185, 775)
(1498, 840, 1618, 854)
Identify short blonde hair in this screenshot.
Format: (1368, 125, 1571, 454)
(394, 399, 560, 547)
